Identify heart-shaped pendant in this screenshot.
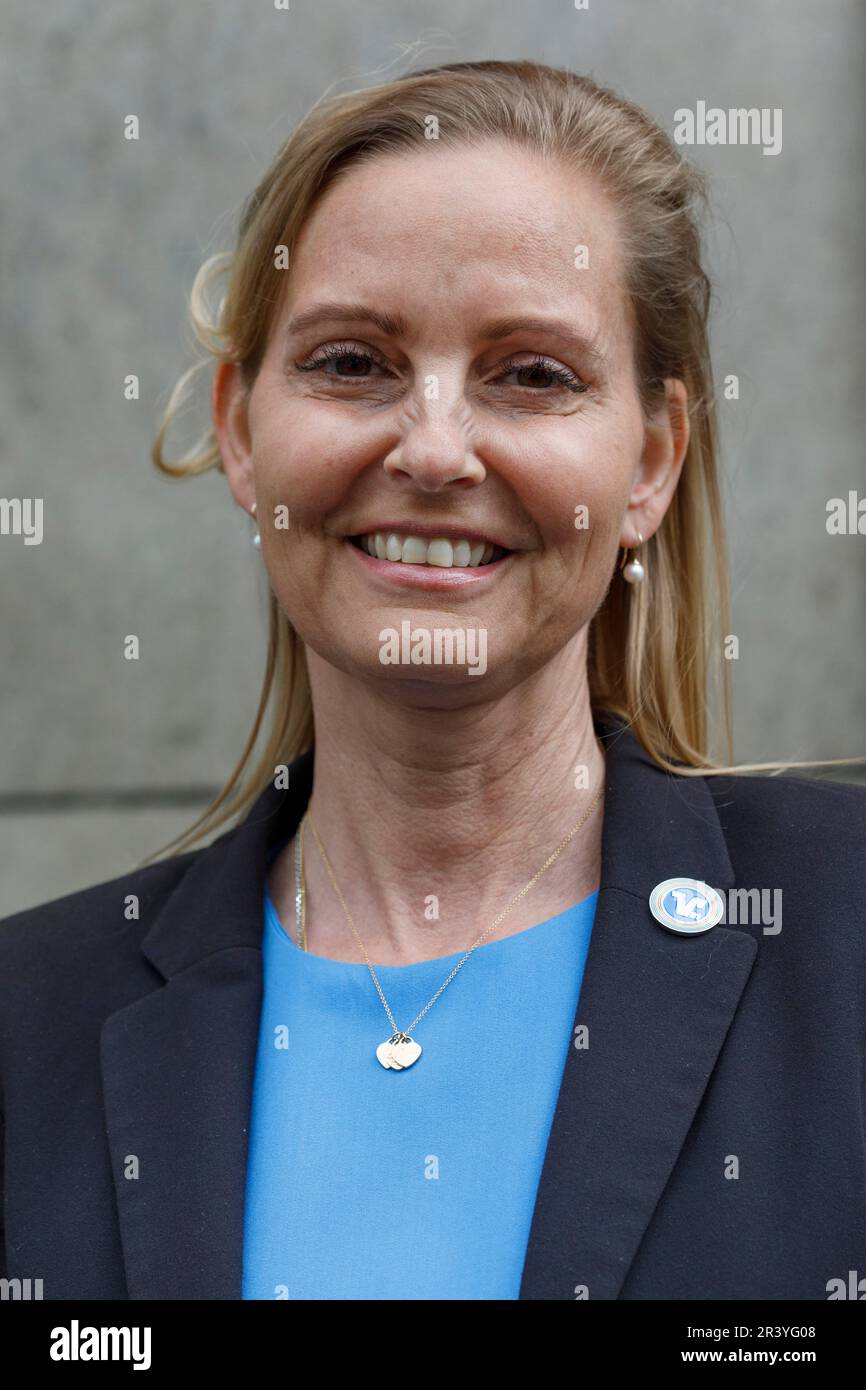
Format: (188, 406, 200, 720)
(376, 1032, 421, 1070)
(391, 1035, 421, 1069)
(376, 1039, 398, 1069)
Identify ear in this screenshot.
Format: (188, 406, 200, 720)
(212, 360, 256, 513)
(621, 378, 690, 547)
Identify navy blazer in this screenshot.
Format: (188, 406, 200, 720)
(1, 709, 864, 1300)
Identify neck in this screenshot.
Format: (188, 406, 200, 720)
(270, 632, 606, 965)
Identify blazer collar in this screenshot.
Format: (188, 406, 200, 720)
(100, 709, 756, 1299)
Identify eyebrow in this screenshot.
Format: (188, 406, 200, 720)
(284, 301, 608, 367)
(286, 301, 408, 340)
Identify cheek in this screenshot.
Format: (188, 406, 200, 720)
(250, 392, 366, 526)
(508, 409, 641, 556)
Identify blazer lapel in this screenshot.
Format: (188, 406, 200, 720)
(100, 753, 313, 1299)
(518, 714, 757, 1299)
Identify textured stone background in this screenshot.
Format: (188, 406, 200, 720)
(1, 0, 864, 915)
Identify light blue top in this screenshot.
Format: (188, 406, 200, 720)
(241, 870, 598, 1301)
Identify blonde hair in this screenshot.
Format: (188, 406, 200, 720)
(150, 59, 861, 859)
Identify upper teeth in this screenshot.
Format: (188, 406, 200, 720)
(357, 532, 500, 567)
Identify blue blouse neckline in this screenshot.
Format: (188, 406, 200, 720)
(263, 879, 599, 972)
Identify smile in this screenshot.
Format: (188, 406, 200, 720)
(350, 531, 510, 567)
(345, 532, 515, 590)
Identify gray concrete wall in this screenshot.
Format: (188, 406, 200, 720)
(2, 0, 864, 916)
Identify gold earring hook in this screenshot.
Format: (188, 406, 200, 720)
(619, 530, 643, 570)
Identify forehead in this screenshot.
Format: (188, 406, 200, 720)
(281, 140, 632, 352)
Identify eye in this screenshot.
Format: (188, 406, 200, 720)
(295, 342, 390, 379)
(495, 354, 589, 394)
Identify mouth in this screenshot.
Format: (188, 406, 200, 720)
(344, 528, 515, 590)
(347, 530, 511, 568)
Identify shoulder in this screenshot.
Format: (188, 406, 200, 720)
(0, 839, 246, 1119)
(704, 767, 866, 860)
(701, 769, 865, 970)
(0, 846, 203, 977)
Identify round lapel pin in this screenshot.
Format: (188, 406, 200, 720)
(649, 878, 724, 935)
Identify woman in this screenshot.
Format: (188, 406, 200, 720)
(1, 61, 864, 1302)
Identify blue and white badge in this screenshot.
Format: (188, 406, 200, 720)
(649, 878, 724, 935)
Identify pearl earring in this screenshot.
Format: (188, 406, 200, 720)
(250, 501, 261, 548)
(620, 530, 645, 584)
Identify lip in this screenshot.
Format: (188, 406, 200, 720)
(347, 521, 512, 550)
(344, 537, 515, 590)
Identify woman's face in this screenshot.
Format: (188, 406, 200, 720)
(216, 140, 687, 703)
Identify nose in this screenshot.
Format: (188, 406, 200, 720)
(383, 393, 486, 492)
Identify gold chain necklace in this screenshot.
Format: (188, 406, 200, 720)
(291, 786, 604, 1071)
